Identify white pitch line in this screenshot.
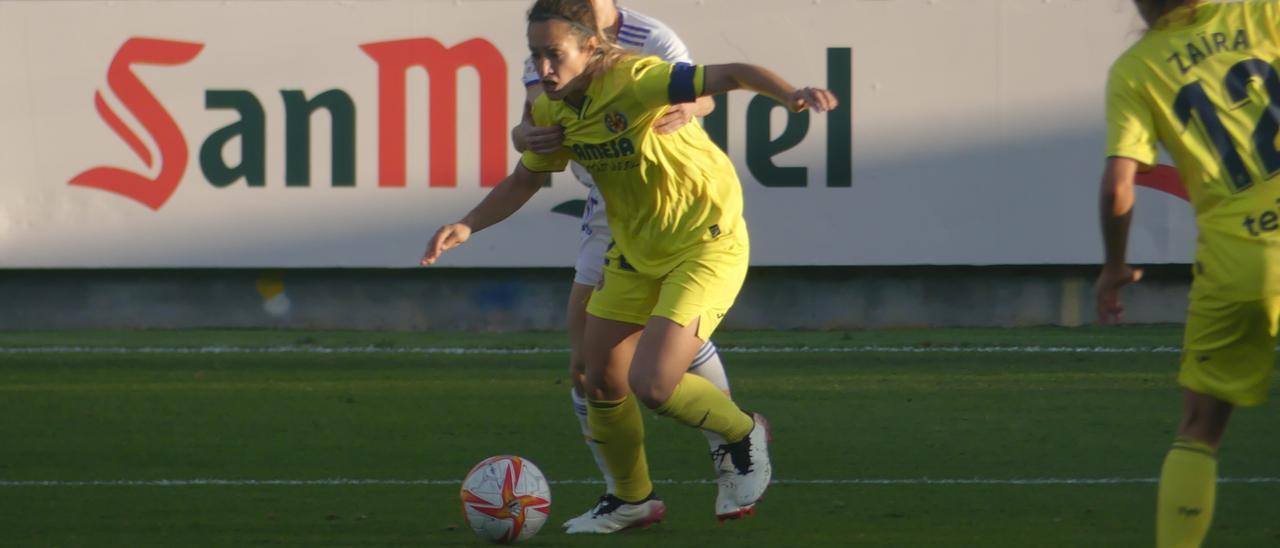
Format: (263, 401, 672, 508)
(0, 345, 1186, 354)
(2, 477, 1278, 487)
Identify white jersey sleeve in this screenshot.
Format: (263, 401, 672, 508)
(616, 6, 694, 64)
(522, 57, 540, 88)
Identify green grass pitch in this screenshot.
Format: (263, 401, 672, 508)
(0, 327, 1277, 546)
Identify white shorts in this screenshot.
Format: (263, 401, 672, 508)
(573, 185, 611, 287)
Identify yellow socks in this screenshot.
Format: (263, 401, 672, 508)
(586, 394, 651, 502)
(585, 375, 753, 502)
(654, 373, 753, 443)
(1156, 437, 1218, 548)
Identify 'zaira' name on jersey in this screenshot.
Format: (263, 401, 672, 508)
(1166, 29, 1250, 74)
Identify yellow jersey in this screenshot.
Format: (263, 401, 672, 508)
(521, 56, 745, 275)
(1107, 1, 1280, 299)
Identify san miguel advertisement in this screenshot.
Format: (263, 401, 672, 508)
(0, 0, 1194, 267)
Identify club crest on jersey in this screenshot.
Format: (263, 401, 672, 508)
(604, 111, 628, 133)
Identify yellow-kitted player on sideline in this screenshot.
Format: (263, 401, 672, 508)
(1098, 1, 1280, 546)
(421, 0, 837, 534)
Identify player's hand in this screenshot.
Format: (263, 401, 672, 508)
(510, 101, 564, 154)
(421, 223, 472, 266)
(511, 118, 564, 154)
(1094, 264, 1144, 325)
(653, 102, 697, 135)
(787, 86, 838, 113)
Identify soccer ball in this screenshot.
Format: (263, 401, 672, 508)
(460, 455, 552, 544)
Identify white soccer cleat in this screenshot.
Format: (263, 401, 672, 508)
(712, 413, 772, 511)
(713, 414, 770, 521)
(563, 493, 666, 534)
(714, 491, 755, 522)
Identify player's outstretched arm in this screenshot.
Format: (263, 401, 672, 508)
(1094, 156, 1145, 324)
(420, 164, 550, 266)
(701, 63, 837, 114)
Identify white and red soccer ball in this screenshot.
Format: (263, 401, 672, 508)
(460, 455, 552, 544)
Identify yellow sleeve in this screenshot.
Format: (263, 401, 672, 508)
(1104, 65, 1158, 165)
(631, 55, 705, 109)
(519, 95, 571, 173)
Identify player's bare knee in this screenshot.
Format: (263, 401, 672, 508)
(583, 381, 625, 401)
(628, 376, 672, 409)
(1177, 412, 1230, 447)
(633, 388, 670, 410)
(1177, 390, 1234, 447)
(584, 369, 627, 401)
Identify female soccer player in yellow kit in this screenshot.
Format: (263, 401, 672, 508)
(508, 0, 753, 526)
(1099, 1, 1280, 545)
(422, 0, 837, 534)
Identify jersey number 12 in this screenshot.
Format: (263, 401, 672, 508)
(1174, 57, 1280, 193)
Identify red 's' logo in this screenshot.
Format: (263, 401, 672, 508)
(69, 38, 204, 210)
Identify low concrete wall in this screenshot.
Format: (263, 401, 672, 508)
(0, 266, 1193, 331)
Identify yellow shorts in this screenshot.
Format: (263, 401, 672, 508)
(586, 235, 748, 341)
(1179, 291, 1280, 407)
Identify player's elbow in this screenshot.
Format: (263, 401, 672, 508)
(1098, 179, 1135, 217)
(702, 64, 743, 96)
(1098, 178, 1121, 201)
(1099, 174, 1133, 203)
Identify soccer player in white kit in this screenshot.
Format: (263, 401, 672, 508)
(509, 0, 754, 527)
